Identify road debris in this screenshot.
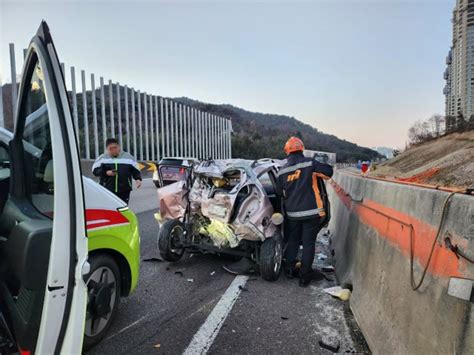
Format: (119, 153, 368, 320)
(322, 265, 335, 272)
(323, 286, 351, 301)
(318, 340, 340, 353)
(153, 343, 161, 349)
(312, 270, 333, 282)
(238, 285, 248, 292)
(222, 258, 256, 275)
(142, 257, 164, 263)
(187, 278, 194, 283)
(281, 316, 289, 321)
(317, 252, 328, 260)
(174, 271, 184, 276)
(210, 271, 216, 276)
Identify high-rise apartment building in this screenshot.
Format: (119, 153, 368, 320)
(444, 0, 474, 119)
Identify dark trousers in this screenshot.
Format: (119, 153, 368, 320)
(115, 190, 131, 204)
(285, 217, 322, 277)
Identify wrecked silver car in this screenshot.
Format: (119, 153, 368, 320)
(156, 159, 285, 281)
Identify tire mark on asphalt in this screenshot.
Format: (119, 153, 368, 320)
(102, 315, 147, 343)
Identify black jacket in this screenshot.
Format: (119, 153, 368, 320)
(92, 152, 142, 194)
(277, 152, 333, 221)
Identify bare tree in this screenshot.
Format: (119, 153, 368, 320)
(407, 114, 446, 145)
(427, 114, 445, 137)
(446, 115, 456, 133)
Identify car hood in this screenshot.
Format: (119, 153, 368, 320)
(83, 176, 127, 210)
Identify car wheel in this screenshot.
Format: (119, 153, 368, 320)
(153, 180, 160, 188)
(259, 234, 283, 281)
(158, 219, 185, 262)
(83, 254, 121, 351)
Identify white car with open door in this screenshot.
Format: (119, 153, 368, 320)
(0, 22, 88, 354)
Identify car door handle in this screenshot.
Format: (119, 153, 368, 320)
(47, 285, 64, 292)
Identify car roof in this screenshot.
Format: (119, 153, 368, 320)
(159, 156, 199, 161)
(158, 157, 198, 166)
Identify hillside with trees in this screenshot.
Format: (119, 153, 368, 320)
(407, 113, 474, 146)
(372, 131, 474, 188)
(371, 113, 474, 188)
(175, 97, 381, 162)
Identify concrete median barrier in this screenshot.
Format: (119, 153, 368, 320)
(327, 170, 474, 354)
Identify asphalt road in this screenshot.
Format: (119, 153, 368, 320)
(88, 179, 369, 354)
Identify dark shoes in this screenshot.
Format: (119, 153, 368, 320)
(284, 260, 329, 287)
(299, 269, 326, 287)
(299, 278, 311, 287)
(284, 266, 300, 279)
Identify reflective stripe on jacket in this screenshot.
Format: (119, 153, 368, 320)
(277, 152, 333, 220)
(92, 151, 142, 194)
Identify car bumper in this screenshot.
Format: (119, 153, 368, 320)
(87, 207, 141, 295)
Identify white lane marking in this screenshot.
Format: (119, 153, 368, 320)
(183, 275, 248, 355)
(102, 315, 147, 343)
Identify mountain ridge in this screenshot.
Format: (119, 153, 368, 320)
(174, 97, 382, 162)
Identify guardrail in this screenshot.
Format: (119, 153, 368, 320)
(1, 43, 232, 161)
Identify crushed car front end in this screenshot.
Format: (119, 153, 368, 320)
(156, 159, 284, 280)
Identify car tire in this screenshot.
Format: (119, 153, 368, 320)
(259, 234, 283, 281)
(83, 254, 121, 351)
(158, 219, 185, 262)
(153, 180, 160, 188)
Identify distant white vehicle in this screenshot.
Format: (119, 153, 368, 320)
(303, 149, 336, 166)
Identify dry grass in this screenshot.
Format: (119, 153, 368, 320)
(371, 131, 474, 189)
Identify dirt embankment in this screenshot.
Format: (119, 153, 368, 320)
(371, 131, 474, 189)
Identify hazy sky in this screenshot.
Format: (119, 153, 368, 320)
(0, 0, 453, 148)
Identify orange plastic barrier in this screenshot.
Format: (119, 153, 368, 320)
(396, 167, 440, 183)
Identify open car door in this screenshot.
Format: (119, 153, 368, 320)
(0, 22, 87, 354)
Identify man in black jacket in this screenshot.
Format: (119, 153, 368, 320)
(92, 138, 142, 204)
(277, 137, 333, 287)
